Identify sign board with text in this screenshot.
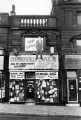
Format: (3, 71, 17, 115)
(65, 55, 81, 69)
(10, 72, 24, 79)
(9, 55, 36, 70)
(9, 55, 59, 70)
(36, 72, 58, 79)
(25, 37, 43, 51)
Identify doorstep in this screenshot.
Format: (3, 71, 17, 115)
(66, 103, 80, 107)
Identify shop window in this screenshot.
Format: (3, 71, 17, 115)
(0, 72, 5, 100)
(75, 39, 81, 53)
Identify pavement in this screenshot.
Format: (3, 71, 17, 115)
(0, 114, 81, 120)
(0, 103, 81, 117)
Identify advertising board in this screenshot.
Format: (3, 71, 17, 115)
(65, 55, 81, 69)
(10, 72, 24, 79)
(9, 55, 59, 70)
(25, 37, 43, 51)
(36, 72, 58, 79)
(9, 55, 36, 70)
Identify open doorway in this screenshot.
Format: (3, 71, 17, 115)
(67, 71, 78, 104)
(25, 72, 35, 103)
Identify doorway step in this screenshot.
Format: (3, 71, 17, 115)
(66, 103, 80, 107)
(25, 99, 35, 105)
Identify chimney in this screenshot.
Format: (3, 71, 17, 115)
(10, 4, 16, 16)
(51, 0, 56, 16)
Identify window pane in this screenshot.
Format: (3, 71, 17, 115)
(76, 40, 81, 46)
(77, 14, 81, 25)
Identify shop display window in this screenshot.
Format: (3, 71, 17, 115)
(9, 79, 25, 103)
(0, 71, 5, 100)
(35, 79, 59, 104)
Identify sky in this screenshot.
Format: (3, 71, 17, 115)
(0, 0, 52, 15)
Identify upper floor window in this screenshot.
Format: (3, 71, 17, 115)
(76, 40, 81, 46)
(77, 12, 81, 25)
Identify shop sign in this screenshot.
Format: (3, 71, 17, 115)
(36, 72, 58, 79)
(9, 55, 36, 70)
(25, 37, 43, 51)
(65, 55, 81, 69)
(9, 55, 59, 70)
(35, 55, 59, 70)
(0, 56, 4, 70)
(10, 72, 24, 79)
(67, 71, 77, 79)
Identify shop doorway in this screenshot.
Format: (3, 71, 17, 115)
(67, 72, 78, 103)
(26, 79, 35, 99)
(25, 72, 35, 102)
(67, 79, 78, 102)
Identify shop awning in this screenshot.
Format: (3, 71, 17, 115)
(65, 55, 81, 69)
(67, 71, 77, 79)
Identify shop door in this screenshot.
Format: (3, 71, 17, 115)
(67, 79, 78, 102)
(25, 72, 35, 101)
(26, 79, 35, 99)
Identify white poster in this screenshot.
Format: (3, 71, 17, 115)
(36, 72, 58, 79)
(10, 72, 24, 79)
(25, 37, 43, 51)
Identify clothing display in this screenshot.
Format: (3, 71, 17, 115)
(35, 79, 59, 104)
(0, 72, 5, 100)
(0, 88, 5, 99)
(9, 79, 24, 103)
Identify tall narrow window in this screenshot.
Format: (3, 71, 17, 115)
(77, 13, 81, 25)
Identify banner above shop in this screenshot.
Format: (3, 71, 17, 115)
(10, 72, 24, 79)
(9, 55, 59, 70)
(9, 55, 36, 70)
(35, 55, 59, 70)
(67, 71, 77, 79)
(65, 55, 81, 69)
(36, 72, 58, 79)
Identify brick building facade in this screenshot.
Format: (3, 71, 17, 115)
(53, 0, 81, 105)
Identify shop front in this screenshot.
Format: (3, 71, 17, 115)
(9, 54, 59, 104)
(65, 54, 81, 106)
(0, 48, 6, 102)
(67, 71, 78, 103)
